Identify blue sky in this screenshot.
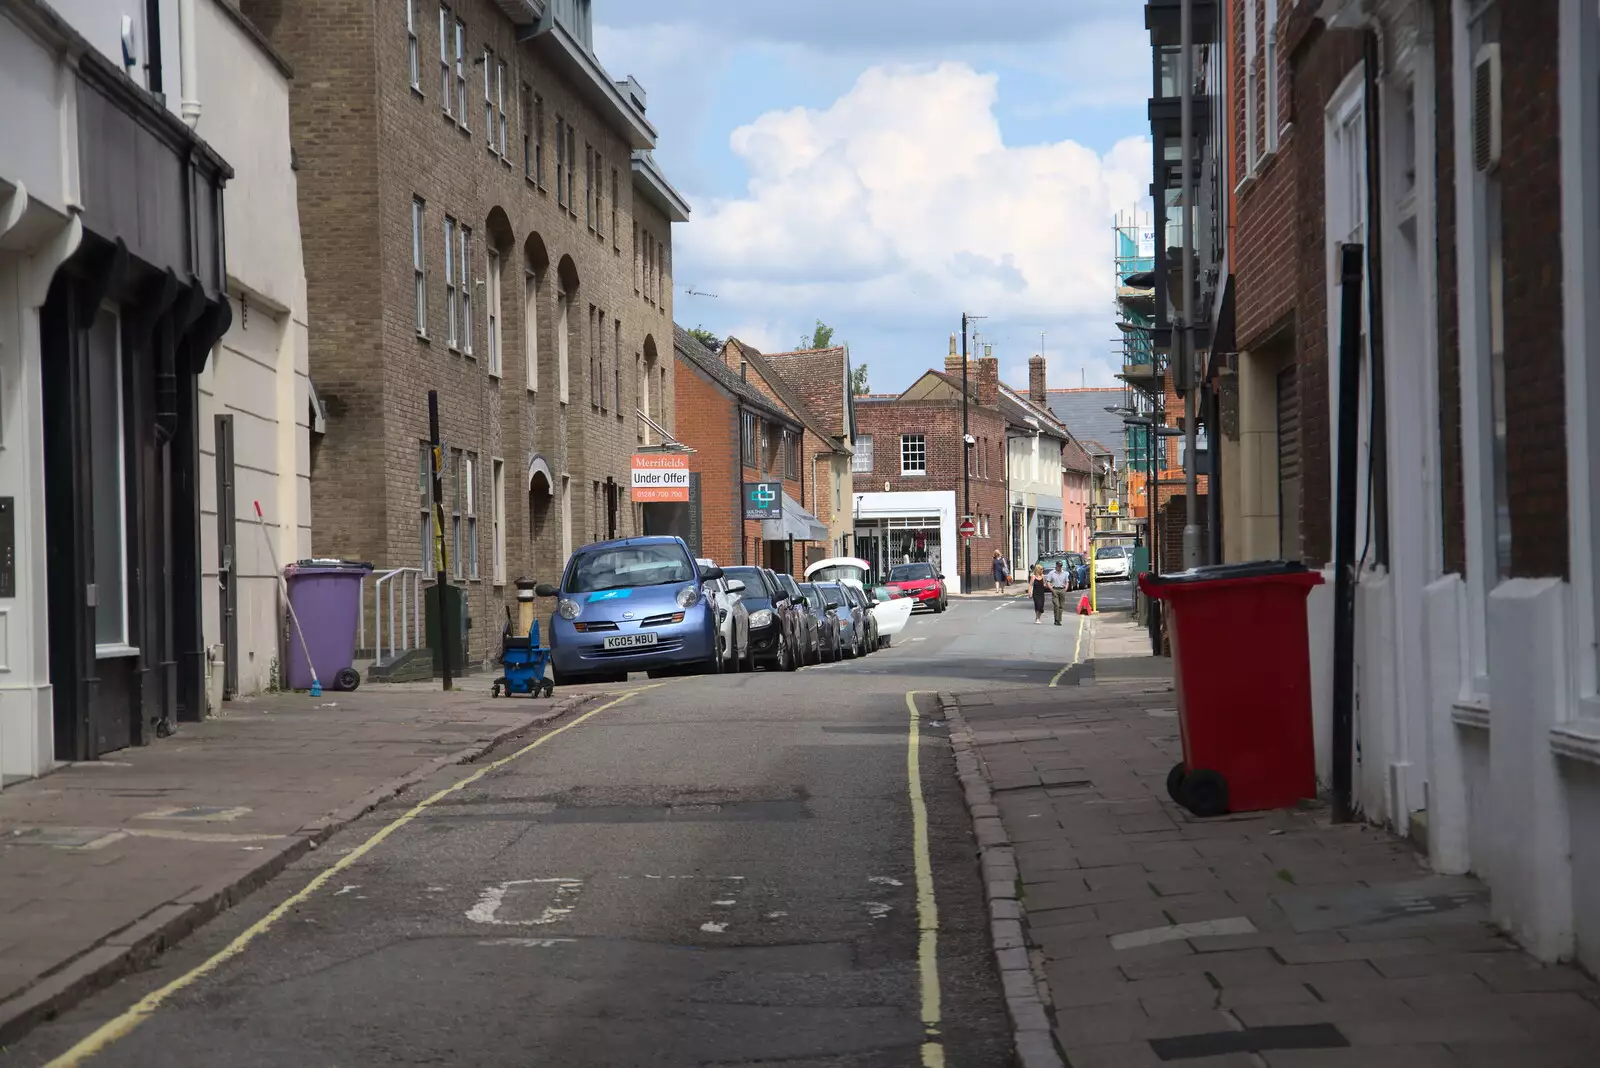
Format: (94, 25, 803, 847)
(596, 1, 1152, 395)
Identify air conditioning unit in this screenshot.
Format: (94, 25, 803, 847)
(1473, 43, 1502, 172)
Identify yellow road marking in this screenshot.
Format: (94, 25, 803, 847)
(904, 690, 944, 1068)
(46, 688, 647, 1066)
(1049, 613, 1091, 688)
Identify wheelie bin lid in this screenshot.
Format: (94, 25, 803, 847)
(285, 559, 375, 576)
(1139, 560, 1323, 596)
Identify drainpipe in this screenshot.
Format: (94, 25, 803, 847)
(1363, 30, 1389, 566)
(1332, 243, 1366, 824)
(178, 0, 201, 127)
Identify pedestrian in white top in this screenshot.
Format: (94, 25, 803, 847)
(1045, 560, 1071, 625)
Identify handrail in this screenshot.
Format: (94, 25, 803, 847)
(360, 567, 425, 664)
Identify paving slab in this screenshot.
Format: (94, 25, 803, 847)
(942, 616, 1600, 1068)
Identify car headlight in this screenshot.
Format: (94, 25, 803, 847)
(749, 609, 774, 629)
(676, 586, 699, 609)
(557, 598, 581, 620)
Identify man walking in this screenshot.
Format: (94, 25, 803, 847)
(992, 549, 1010, 594)
(1046, 559, 1071, 625)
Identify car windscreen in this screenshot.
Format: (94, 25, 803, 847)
(808, 564, 868, 584)
(800, 585, 826, 611)
(566, 544, 693, 593)
(723, 567, 772, 604)
(1067, 553, 1086, 566)
(1095, 546, 1124, 559)
(888, 563, 936, 581)
(872, 587, 896, 602)
(819, 585, 845, 608)
(776, 575, 803, 600)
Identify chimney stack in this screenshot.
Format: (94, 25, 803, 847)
(945, 333, 963, 379)
(976, 355, 999, 406)
(1029, 355, 1047, 404)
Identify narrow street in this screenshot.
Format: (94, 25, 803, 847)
(4, 591, 1113, 1068)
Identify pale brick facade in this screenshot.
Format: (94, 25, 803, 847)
(249, 0, 683, 659)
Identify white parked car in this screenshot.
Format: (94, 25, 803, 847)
(697, 558, 752, 670)
(1093, 544, 1133, 580)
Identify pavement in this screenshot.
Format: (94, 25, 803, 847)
(942, 614, 1600, 1068)
(0, 683, 590, 1047)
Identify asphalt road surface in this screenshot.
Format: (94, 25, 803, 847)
(6, 596, 1101, 1068)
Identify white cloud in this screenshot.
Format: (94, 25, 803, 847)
(676, 62, 1150, 388)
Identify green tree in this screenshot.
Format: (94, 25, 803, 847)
(800, 319, 837, 350)
(850, 363, 869, 395)
(687, 325, 721, 350)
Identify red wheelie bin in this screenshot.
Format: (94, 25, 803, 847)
(1139, 561, 1324, 817)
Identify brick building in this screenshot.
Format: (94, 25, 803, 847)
(756, 345, 857, 556)
(722, 339, 853, 570)
(671, 326, 834, 573)
(851, 350, 1010, 591)
(1182, 0, 1600, 973)
(251, 0, 686, 660)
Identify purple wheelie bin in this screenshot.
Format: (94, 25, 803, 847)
(284, 561, 373, 692)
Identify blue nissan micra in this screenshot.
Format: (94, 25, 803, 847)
(546, 536, 723, 685)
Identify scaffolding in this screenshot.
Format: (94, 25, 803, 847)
(1114, 210, 1161, 475)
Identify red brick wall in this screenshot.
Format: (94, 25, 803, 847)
(671, 359, 739, 567)
(1287, 19, 1366, 568)
(1433, 0, 1466, 577)
(853, 397, 1009, 588)
(1500, 1, 1568, 578)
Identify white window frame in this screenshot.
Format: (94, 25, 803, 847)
(412, 197, 427, 336)
(525, 266, 539, 392)
(900, 434, 927, 476)
(450, 448, 463, 577)
(1562, 0, 1600, 719)
(1264, 0, 1280, 154)
(483, 48, 494, 148)
(497, 60, 508, 158)
(420, 443, 433, 569)
(613, 319, 622, 417)
(439, 6, 451, 113)
(491, 457, 506, 584)
(460, 224, 474, 355)
(407, 0, 421, 92)
(486, 246, 502, 376)
(465, 452, 479, 579)
(557, 290, 570, 403)
(444, 214, 458, 347)
(853, 434, 874, 473)
(91, 304, 134, 658)
(454, 18, 467, 128)
(1245, 0, 1260, 173)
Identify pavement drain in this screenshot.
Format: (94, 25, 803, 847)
(1148, 1023, 1348, 1060)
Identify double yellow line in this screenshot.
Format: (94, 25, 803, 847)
(905, 690, 944, 1067)
(46, 689, 646, 1066)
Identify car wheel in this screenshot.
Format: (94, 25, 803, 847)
(707, 636, 726, 675)
(742, 636, 756, 673)
(784, 632, 801, 672)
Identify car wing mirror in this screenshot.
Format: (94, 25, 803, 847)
(726, 579, 746, 593)
(701, 564, 724, 581)
(535, 583, 559, 597)
(936, 573, 945, 580)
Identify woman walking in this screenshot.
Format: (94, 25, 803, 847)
(992, 549, 1011, 594)
(1028, 564, 1047, 624)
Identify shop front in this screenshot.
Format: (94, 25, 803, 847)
(850, 490, 960, 591)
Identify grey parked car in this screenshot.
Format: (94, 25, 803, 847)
(800, 582, 844, 662)
(773, 572, 823, 665)
(816, 581, 867, 659)
(843, 583, 880, 653)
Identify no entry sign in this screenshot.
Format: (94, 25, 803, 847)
(958, 517, 977, 538)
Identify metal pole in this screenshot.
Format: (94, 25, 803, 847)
(961, 313, 972, 594)
(1179, 0, 1200, 570)
(429, 390, 453, 692)
(1332, 243, 1365, 823)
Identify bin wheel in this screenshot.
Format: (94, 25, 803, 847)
(1165, 762, 1188, 804)
(334, 667, 362, 692)
(491, 682, 502, 698)
(541, 680, 555, 698)
(1180, 769, 1230, 818)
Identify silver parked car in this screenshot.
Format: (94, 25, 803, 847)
(698, 558, 752, 672)
(815, 581, 867, 659)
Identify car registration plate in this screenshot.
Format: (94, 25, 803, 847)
(603, 632, 658, 650)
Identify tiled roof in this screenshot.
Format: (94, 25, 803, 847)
(1044, 388, 1129, 464)
(724, 338, 852, 455)
(1062, 437, 1094, 473)
(996, 382, 1070, 440)
(672, 323, 792, 425)
(758, 347, 849, 438)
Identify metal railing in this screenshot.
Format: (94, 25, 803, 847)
(360, 567, 426, 665)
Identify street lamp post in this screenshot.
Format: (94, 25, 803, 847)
(960, 312, 984, 594)
(1179, 0, 1201, 570)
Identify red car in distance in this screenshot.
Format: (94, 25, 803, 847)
(886, 561, 948, 613)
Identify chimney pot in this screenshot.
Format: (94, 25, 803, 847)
(1029, 355, 1047, 404)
